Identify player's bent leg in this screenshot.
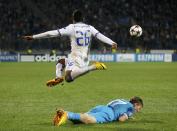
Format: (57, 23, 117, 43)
(64, 61, 107, 82)
(56, 58, 66, 79)
(54, 110, 96, 125)
(69, 62, 107, 80)
(46, 58, 66, 87)
(80, 113, 97, 124)
(65, 70, 74, 82)
(56, 59, 65, 78)
(57, 58, 66, 67)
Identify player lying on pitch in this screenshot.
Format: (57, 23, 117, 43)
(53, 96, 143, 126)
(22, 10, 117, 87)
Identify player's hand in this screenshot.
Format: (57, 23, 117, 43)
(112, 43, 118, 50)
(22, 35, 33, 41)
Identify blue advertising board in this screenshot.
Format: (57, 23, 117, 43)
(172, 54, 177, 61)
(136, 54, 164, 62)
(0, 55, 18, 62)
(89, 54, 167, 62)
(0, 53, 174, 62)
(89, 54, 115, 62)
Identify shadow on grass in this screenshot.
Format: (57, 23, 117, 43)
(128, 119, 164, 124)
(68, 124, 152, 131)
(31, 120, 164, 131)
(31, 122, 153, 131)
(31, 122, 53, 127)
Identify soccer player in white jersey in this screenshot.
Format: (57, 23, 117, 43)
(23, 10, 117, 87)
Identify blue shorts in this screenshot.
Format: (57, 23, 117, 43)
(87, 105, 115, 123)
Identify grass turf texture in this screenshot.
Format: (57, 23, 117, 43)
(0, 62, 177, 131)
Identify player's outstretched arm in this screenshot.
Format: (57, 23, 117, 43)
(90, 26, 118, 49)
(96, 33, 118, 50)
(22, 30, 60, 40)
(22, 35, 33, 40)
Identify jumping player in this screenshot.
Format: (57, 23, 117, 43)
(22, 10, 117, 87)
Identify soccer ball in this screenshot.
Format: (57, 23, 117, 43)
(129, 25, 142, 37)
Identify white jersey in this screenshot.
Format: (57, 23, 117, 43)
(58, 23, 92, 60)
(33, 22, 115, 64)
(58, 23, 115, 60)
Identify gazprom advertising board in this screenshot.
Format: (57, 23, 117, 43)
(116, 54, 135, 62)
(136, 54, 164, 62)
(89, 54, 115, 62)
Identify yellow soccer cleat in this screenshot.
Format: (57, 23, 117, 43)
(95, 62, 107, 70)
(46, 77, 64, 87)
(53, 109, 67, 126)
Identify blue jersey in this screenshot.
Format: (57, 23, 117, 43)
(107, 99, 134, 120)
(87, 99, 135, 123)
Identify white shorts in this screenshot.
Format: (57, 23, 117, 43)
(65, 54, 89, 71)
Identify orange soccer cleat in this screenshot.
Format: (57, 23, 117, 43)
(46, 77, 64, 87)
(53, 109, 67, 126)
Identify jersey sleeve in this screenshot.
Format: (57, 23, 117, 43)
(126, 107, 134, 118)
(126, 111, 133, 117)
(90, 25, 100, 37)
(33, 30, 59, 39)
(120, 113, 128, 118)
(57, 24, 73, 36)
(90, 25, 115, 45)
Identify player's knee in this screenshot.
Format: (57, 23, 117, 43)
(65, 74, 73, 83)
(56, 58, 65, 67)
(81, 114, 96, 124)
(83, 119, 95, 124)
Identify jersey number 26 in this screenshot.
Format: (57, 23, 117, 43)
(76, 30, 91, 46)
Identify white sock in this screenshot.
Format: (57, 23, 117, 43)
(88, 64, 96, 70)
(56, 58, 68, 78)
(71, 64, 96, 79)
(64, 58, 68, 65)
(56, 63, 63, 78)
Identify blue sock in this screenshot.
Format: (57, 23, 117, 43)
(67, 111, 81, 120)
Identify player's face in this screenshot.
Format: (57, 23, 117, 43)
(134, 103, 143, 112)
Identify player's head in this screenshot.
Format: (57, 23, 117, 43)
(72, 9, 83, 23)
(130, 96, 143, 112)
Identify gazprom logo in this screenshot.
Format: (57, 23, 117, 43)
(89, 54, 114, 62)
(137, 54, 164, 62)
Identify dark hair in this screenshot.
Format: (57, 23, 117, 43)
(72, 9, 83, 22)
(130, 96, 143, 107)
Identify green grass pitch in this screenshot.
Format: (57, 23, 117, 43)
(0, 62, 177, 131)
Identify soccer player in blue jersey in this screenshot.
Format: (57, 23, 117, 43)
(53, 96, 143, 126)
